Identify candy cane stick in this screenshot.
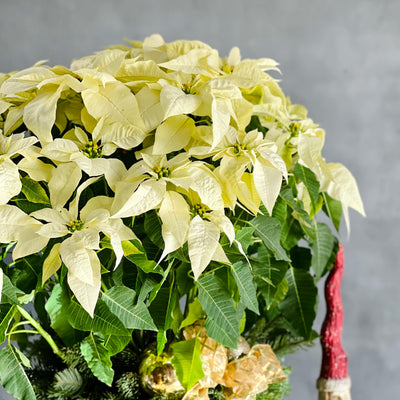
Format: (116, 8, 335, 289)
(317, 244, 352, 400)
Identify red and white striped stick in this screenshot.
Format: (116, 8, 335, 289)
(317, 244, 352, 400)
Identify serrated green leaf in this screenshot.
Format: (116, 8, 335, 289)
(0, 274, 22, 305)
(0, 304, 16, 343)
(21, 175, 50, 204)
(180, 298, 205, 329)
(272, 195, 288, 224)
(278, 267, 317, 339)
(102, 333, 131, 356)
(249, 216, 290, 262)
(322, 192, 342, 232)
(309, 222, 336, 280)
(8, 254, 41, 294)
(124, 240, 163, 275)
(81, 333, 114, 386)
(144, 210, 164, 248)
(68, 298, 130, 336)
(102, 286, 157, 331)
(196, 274, 240, 348)
(231, 261, 259, 314)
(281, 216, 304, 251)
(294, 164, 320, 213)
(235, 226, 255, 253)
(0, 344, 36, 400)
(45, 283, 77, 346)
(149, 286, 177, 354)
(171, 338, 204, 391)
(253, 252, 288, 310)
(137, 275, 159, 304)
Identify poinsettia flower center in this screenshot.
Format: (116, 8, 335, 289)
(190, 203, 210, 219)
(81, 141, 102, 159)
(153, 165, 170, 179)
(68, 219, 84, 232)
(233, 142, 247, 155)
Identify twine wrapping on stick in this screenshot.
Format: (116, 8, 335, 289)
(317, 244, 352, 400)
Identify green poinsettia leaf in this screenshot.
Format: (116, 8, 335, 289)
(280, 216, 304, 251)
(278, 267, 317, 339)
(235, 226, 255, 253)
(294, 163, 320, 213)
(81, 333, 114, 386)
(21, 175, 50, 205)
(68, 298, 130, 336)
(45, 283, 78, 347)
(149, 285, 177, 354)
(250, 215, 290, 262)
(231, 261, 259, 314)
(0, 304, 16, 343)
(101, 333, 131, 357)
(124, 239, 163, 275)
(253, 251, 288, 310)
(102, 286, 157, 331)
(322, 192, 342, 232)
(180, 298, 205, 329)
(0, 274, 22, 305)
(0, 344, 36, 400)
(196, 273, 240, 348)
(171, 338, 204, 391)
(309, 222, 336, 280)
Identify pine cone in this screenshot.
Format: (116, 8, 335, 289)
(116, 371, 144, 399)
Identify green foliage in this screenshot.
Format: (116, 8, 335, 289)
(278, 267, 318, 339)
(308, 222, 337, 280)
(67, 298, 130, 336)
(102, 286, 157, 331)
(20, 175, 50, 205)
(46, 283, 79, 346)
(196, 273, 240, 348)
(231, 261, 259, 314)
(293, 164, 320, 215)
(80, 333, 114, 386)
(171, 338, 204, 391)
(250, 216, 291, 262)
(0, 344, 36, 400)
(50, 367, 83, 398)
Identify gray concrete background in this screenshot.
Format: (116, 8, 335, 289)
(0, 0, 399, 399)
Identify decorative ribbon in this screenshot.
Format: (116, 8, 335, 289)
(182, 321, 286, 400)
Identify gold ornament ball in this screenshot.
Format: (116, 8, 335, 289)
(139, 345, 185, 399)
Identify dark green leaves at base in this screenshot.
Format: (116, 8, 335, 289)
(278, 267, 317, 339)
(196, 274, 240, 348)
(45, 284, 78, 346)
(102, 286, 157, 331)
(0, 344, 36, 400)
(80, 333, 114, 386)
(250, 216, 290, 262)
(67, 298, 130, 336)
(171, 338, 204, 391)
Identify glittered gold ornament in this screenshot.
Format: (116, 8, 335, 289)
(139, 344, 185, 399)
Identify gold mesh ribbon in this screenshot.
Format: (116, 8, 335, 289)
(182, 322, 286, 400)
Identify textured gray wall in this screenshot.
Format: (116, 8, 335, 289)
(1, 1, 399, 399)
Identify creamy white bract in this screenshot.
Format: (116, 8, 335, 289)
(0, 34, 364, 316)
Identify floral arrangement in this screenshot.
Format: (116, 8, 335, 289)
(0, 34, 364, 400)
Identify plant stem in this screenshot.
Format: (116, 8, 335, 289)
(16, 305, 64, 360)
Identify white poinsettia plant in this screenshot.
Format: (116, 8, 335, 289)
(0, 34, 364, 400)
